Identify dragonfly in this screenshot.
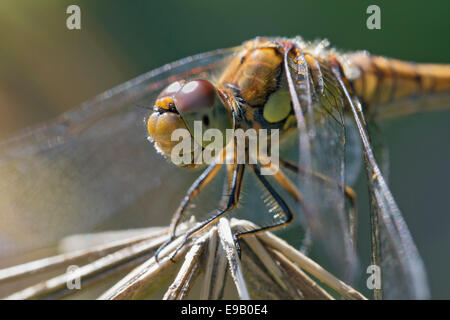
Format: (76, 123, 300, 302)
(0, 37, 448, 299)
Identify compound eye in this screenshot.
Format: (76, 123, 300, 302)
(173, 80, 217, 113)
(157, 80, 185, 99)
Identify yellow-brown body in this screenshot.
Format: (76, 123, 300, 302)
(148, 38, 450, 167)
(221, 39, 450, 123)
(220, 47, 283, 107)
(346, 53, 450, 119)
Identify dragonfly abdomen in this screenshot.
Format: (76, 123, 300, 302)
(347, 53, 450, 119)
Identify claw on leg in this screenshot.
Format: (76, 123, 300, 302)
(168, 235, 191, 262)
(154, 236, 175, 263)
(233, 233, 242, 259)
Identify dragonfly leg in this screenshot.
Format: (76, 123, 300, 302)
(154, 160, 222, 262)
(279, 157, 359, 252)
(233, 164, 294, 258)
(168, 163, 245, 262)
(259, 159, 312, 252)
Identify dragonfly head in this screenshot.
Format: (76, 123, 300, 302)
(148, 79, 233, 167)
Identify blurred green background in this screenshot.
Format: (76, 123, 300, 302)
(0, 0, 449, 298)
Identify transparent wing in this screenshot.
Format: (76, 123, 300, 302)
(330, 62, 430, 299)
(0, 47, 239, 259)
(284, 43, 357, 281)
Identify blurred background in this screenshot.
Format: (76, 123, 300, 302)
(0, 0, 449, 298)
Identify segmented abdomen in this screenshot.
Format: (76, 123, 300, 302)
(346, 53, 450, 118)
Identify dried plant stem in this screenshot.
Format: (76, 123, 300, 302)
(58, 227, 167, 252)
(202, 228, 228, 300)
(234, 224, 289, 292)
(257, 228, 366, 300)
(269, 248, 333, 300)
(200, 227, 220, 299)
(217, 218, 250, 300)
(2, 218, 366, 300)
(4, 234, 172, 300)
(163, 235, 207, 300)
(0, 224, 194, 285)
(98, 229, 209, 300)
